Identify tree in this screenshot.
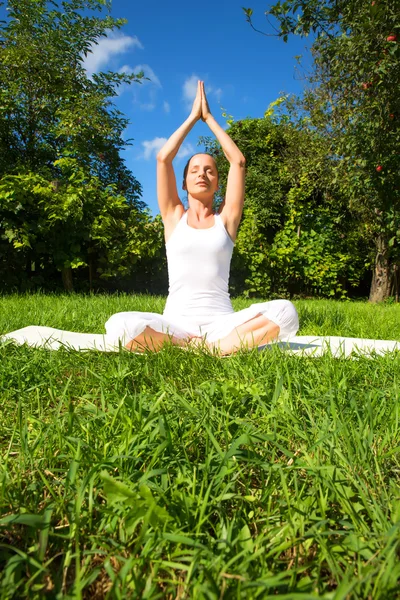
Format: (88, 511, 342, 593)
(244, 0, 400, 301)
(0, 158, 160, 292)
(203, 109, 367, 298)
(0, 0, 151, 290)
(203, 109, 293, 295)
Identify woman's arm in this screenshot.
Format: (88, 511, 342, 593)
(157, 81, 202, 238)
(201, 82, 246, 241)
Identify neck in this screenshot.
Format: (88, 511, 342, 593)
(187, 197, 213, 221)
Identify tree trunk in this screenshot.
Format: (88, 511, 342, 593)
(61, 267, 74, 292)
(369, 234, 392, 303)
(391, 264, 399, 303)
(89, 259, 93, 292)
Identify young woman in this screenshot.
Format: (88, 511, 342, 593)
(105, 81, 299, 354)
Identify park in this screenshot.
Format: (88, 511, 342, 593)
(1, 0, 399, 598)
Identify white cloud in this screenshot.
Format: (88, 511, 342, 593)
(182, 74, 200, 107)
(117, 64, 146, 97)
(140, 103, 156, 111)
(82, 31, 143, 75)
(119, 64, 134, 75)
(122, 64, 162, 111)
(182, 75, 223, 110)
(163, 101, 170, 114)
(213, 87, 223, 103)
(206, 83, 223, 104)
(142, 137, 167, 160)
(141, 139, 194, 161)
(177, 143, 194, 160)
(133, 64, 161, 88)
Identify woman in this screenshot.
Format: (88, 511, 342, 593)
(105, 81, 299, 354)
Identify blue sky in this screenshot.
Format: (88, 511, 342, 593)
(2, 0, 314, 214)
(81, 0, 315, 214)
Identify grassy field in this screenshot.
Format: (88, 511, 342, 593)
(0, 294, 400, 599)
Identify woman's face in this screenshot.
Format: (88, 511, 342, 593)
(184, 154, 218, 198)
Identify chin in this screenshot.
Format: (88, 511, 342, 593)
(190, 191, 214, 201)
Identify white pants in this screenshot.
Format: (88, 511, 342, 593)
(105, 300, 299, 345)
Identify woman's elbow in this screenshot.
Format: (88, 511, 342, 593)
(235, 155, 246, 168)
(156, 151, 167, 163)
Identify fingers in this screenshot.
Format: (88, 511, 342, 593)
(201, 81, 206, 107)
(191, 80, 211, 121)
(190, 80, 202, 119)
(199, 80, 211, 121)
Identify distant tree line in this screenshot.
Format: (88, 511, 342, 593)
(203, 112, 370, 299)
(243, 0, 400, 302)
(0, 0, 399, 301)
(0, 0, 165, 293)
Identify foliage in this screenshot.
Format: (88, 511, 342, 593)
(204, 115, 367, 298)
(0, 0, 156, 290)
(0, 158, 158, 291)
(244, 0, 400, 301)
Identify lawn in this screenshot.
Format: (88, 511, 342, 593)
(0, 294, 400, 599)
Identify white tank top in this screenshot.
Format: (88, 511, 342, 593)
(163, 212, 234, 319)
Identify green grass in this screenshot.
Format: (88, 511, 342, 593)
(0, 294, 400, 599)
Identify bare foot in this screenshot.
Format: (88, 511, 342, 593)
(187, 335, 209, 351)
(124, 327, 193, 352)
(188, 338, 235, 356)
(207, 342, 236, 356)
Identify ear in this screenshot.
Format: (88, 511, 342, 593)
(182, 180, 187, 191)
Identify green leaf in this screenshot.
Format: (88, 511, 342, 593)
(100, 471, 136, 505)
(0, 513, 49, 529)
(238, 523, 254, 553)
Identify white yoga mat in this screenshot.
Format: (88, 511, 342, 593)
(261, 336, 400, 358)
(1, 326, 399, 358)
(1, 326, 119, 352)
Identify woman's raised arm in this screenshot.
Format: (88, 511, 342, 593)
(157, 81, 202, 238)
(201, 82, 246, 241)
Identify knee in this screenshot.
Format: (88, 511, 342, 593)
(276, 300, 299, 339)
(105, 312, 143, 343)
(105, 312, 154, 344)
(105, 312, 128, 342)
(256, 299, 299, 339)
(277, 299, 297, 317)
(105, 312, 128, 333)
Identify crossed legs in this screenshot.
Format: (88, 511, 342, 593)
(206, 314, 279, 355)
(125, 327, 189, 352)
(125, 314, 279, 355)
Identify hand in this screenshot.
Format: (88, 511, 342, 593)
(190, 80, 202, 121)
(201, 81, 212, 121)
